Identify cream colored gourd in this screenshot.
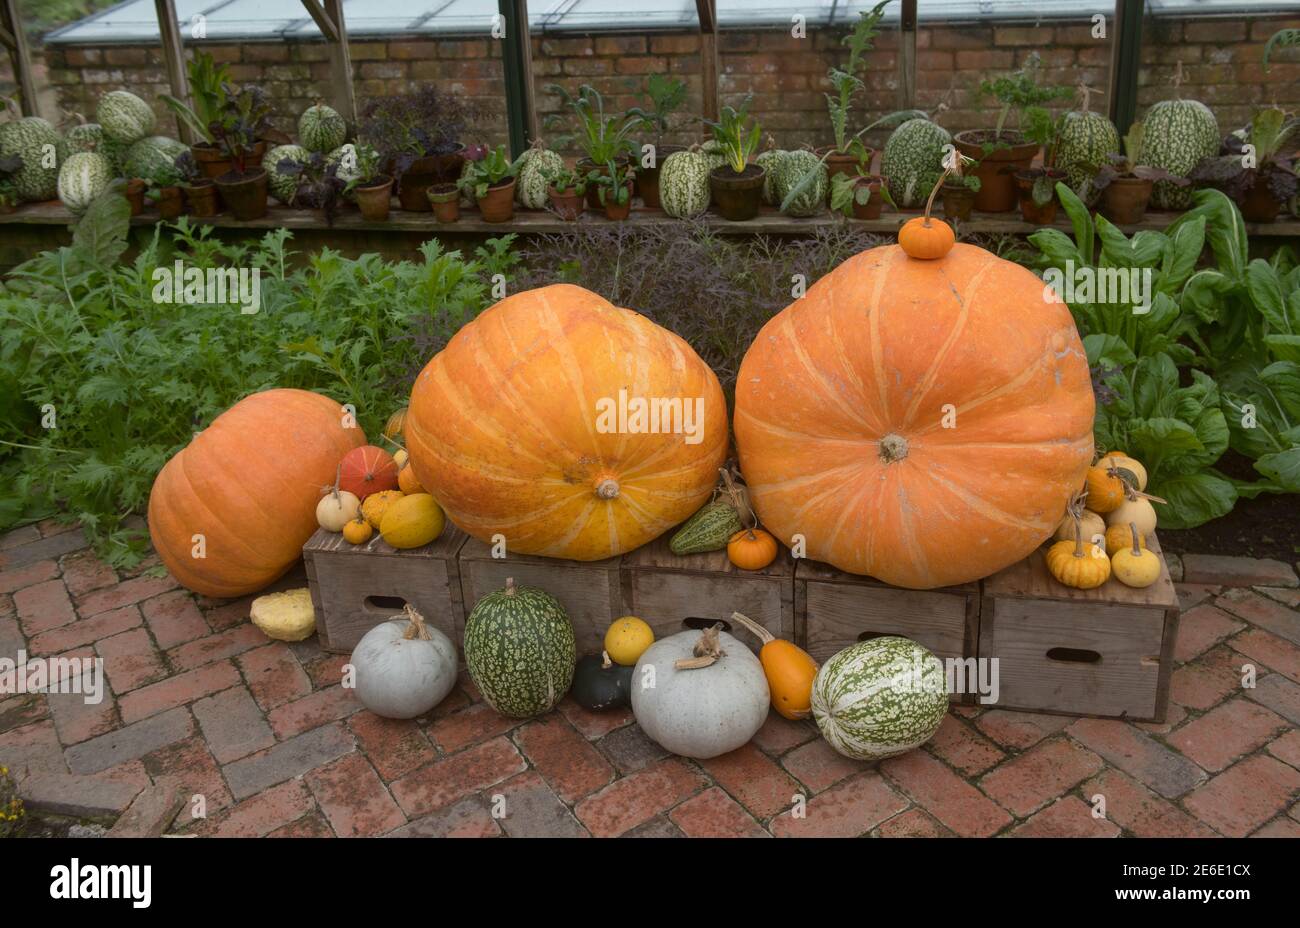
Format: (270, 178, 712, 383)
(351, 605, 458, 719)
(1106, 495, 1157, 535)
(250, 588, 316, 641)
(316, 488, 361, 532)
(1111, 523, 1161, 588)
(1101, 453, 1147, 491)
(1054, 509, 1105, 545)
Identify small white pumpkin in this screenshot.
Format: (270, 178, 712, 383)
(1105, 495, 1157, 535)
(351, 605, 457, 719)
(631, 624, 769, 759)
(316, 487, 361, 532)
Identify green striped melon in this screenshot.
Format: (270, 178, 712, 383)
(701, 139, 729, 171)
(811, 636, 948, 761)
(881, 118, 951, 209)
(660, 148, 713, 218)
(516, 146, 563, 209)
(298, 102, 346, 153)
(57, 151, 113, 214)
(1056, 110, 1119, 205)
(0, 116, 61, 201)
(60, 119, 104, 158)
(96, 91, 155, 144)
(1138, 97, 1219, 209)
(669, 498, 743, 555)
(754, 148, 787, 205)
(124, 136, 187, 186)
(266, 143, 310, 203)
(463, 578, 575, 718)
(773, 148, 827, 217)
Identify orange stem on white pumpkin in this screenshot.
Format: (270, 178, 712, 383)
(729, 610, 775, 646)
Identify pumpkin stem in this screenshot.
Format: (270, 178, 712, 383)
(1071, 515, 1087, 560)
(675, 623, 724, 670)
(595, 478, 620, 500)
(401, 604, 432, 640)
(330, 463, 342, 503)
(1128, 522, 1143, 557)
(504, 577, 517, 596)
(729, 610, 774, 646)
(879, 433, 909, 463)
(1124, 485, 1168, 505)
(601, 650, 613, 670)
(720, 466, 756, 530)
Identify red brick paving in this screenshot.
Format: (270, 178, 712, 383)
(2, 528, 1299, 837)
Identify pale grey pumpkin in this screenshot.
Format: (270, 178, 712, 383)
(351, 607, 457, 719)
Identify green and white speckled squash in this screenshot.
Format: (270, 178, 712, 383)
(1057, 109, 1119, 205)
(298, 101, 346, 153)
(57, 151, 113, 214)
(659, 147, 713, 218)
(1138, 97, 1219, 210)
(700, 138, 729, 171)
(123, 136, 187, 185)
(754, 147, 787, 205)
(0, 114, 61, 201)
(773, 148, 827, 217)
(881, 118, 951, 209)
(516, 144, 564, 209)
(463, 578, 575, 718)
(96, 90, 155, 144)
(811, 636, 948, 761)
(60, 116, 104, 158)
(326, 143, 361, 184)
(265, 143, 310, 203)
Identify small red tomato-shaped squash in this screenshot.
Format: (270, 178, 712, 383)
(406, 284, 728, 561)
(734, 243, 1095, 590)
(148, 389, 365, 597)
(338, 444, 399, 499)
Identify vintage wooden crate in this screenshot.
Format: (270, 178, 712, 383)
(303, 526, 469, 653)
(794, 560, 979, 703)
(457, 538, 623, 654)
(979, 533, 1180, 723)
(619, 536, 795, 652)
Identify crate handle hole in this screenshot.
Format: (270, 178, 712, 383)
(1046, 647, 1101, 664)
(364, 595, 409, 613)
(856, 631, 892, 643)
(682, 616, 732, 634)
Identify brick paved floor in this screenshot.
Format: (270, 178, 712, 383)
(3, 519, 1299, 837)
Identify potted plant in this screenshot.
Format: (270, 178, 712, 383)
(954, 54, 1071, 212)
(543, 164, 586, 220)
(343, 143, 393, 222)
(172, 151, 219, 217)
(277, 152, 346, 225)
(124, 178, 146, 215)
(359, 85, 478, 211)
(460, 144, 523, 222)
(830, 169, 888, 220)
(819, 0, 892, 185)
(0, 154, 21, 214)
(632, 74, 689, 209)
(1090, 123, 1187, 224)
(588, 159, 635, 220)
(209, 84, 273, 220)
(705, 96, 765, 221)
(1189, 106, 1299, 223)
(546, 84, 643, 209)
(159, 53, 275, 179)
(940, 173, 980, 221)
(427, 183, 460, 222)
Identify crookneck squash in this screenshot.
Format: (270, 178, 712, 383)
(406, 284, 728, 560)
(733, 243, 1095, 589)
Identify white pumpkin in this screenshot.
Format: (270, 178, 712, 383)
(1105, 495, 1158, 535)
(316, 488, 361, 532)
(631, 625, 769, 759)
(351, 606, 457, 719)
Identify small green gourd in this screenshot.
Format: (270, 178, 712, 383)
(669, 498, 743, 555)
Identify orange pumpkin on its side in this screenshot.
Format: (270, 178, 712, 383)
(148, 389, 366, 597)
(405, 284, 728, 561)
(734, 243, 1095, 590)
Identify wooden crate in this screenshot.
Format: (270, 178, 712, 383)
(457, 538, 623, 654)
(303, 526, 469, 653)
(979, 533, 1180, 723)
(619, 537, 795, 652)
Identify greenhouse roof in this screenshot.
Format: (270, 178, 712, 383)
(44, 0, 1299, 45)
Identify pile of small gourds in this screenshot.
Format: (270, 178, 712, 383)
(670, 467, 780, 571)
(1045, 450, 1164, 590)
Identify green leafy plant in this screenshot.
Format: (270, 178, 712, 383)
(1090, 122, 1189, 193)
(542, 164, 587, 196)
(0, 153, 21, 208)
(458, 144, 524, 199)
(588, 159, 634, 206)
(159, 51, 231, 144)
(705, 96, 762, 174)
(778, 108, 925, 212)
(825, 0, 892, 155)
(1189, 106, 1299, 208)
(545, 84, 645, 165)
(640, 74, 690, 146)
(342, 142, 385, 193)
(1263, 28, 1300, 71)
(209, 83, 273, 175)
(976, 53, 1072, 150)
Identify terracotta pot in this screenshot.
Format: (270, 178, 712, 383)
(156, 185, 183, 220)
(709, 164, 765, 221)
(427, 184, 460, 222)
(1100, 176, 1153, 225)
(125, 179, 146, 216)
(637, 143, 684, 209)
(183, 181, 219, 217)
(941, 184, 976, 221)
(192, 143, 233, 181)
(818, 146, 870, 202)
(1241, 177, 1282, 223)
(212, 168, 268, 221)
(577, 156, 630, 209)
(354, 175, 394, 222)
(245, 140, 268, 169)
(476, 177, 516, 222)
(953, 130, 1040, 212)
(598, 181, 634, 220)
(849, 177, 884, 220)
(397, 146, 467, 211)
(1015, 170, 1064, 225)
(549, 186, 584, 221)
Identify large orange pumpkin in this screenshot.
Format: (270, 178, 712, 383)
(734, 243, 1095, 589)
(148, 389, 366, 597)
(406, 284, 727, 560)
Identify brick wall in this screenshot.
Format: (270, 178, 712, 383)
(31, 12, 1300, 152)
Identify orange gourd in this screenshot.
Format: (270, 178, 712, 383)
(729, 611, 818, 720)
(148, 389, 365, 597)
(406, 284, 728, 560)
(397, 463, 425, 496)
(734, 242, 1095, 589)
(342, 516, 373, 545)
(899, 216, 954, 260)
(1084, 463, 1126, 513)
(338, 445, 399, 500)
(727, 528, 778, 570)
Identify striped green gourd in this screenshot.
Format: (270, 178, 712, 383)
(96, 90, 155, 144)
(881, 118, 951, 209)
(755, 147, 787, 205)
(463, 578, 576, 718)
(57, 151, 113, 214)
(1054, 88, 1118, 205)
(298, 101, 346, 153)
(669, 498, 743, 555)
(516, 144, 564, 209)
(60, 116, 104, 158)
(265, 144, 310, 203)
(811, 636, 948, 761)
(700, 139, 729, 171)
(124, 136, 187, 185)
(659, 147, 713, 218)
(1137, 72, 1219, 211)
(0, 113, 61, 202)
(773, 148, 827, 217)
